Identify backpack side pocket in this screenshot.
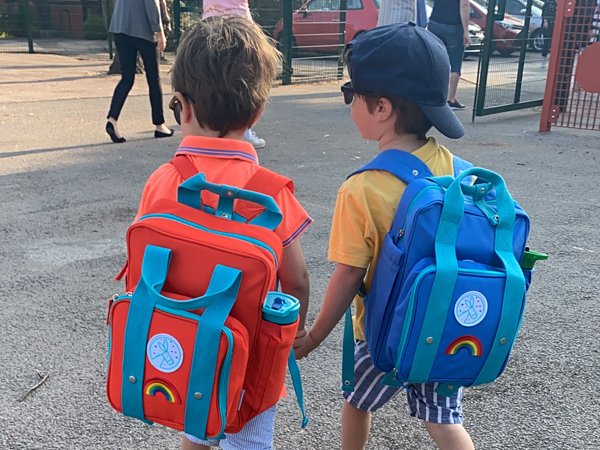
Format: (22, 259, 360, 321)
(364, 232, 406, 372)
(240, 293, 299, 424)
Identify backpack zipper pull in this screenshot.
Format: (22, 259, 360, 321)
(106, 294, 118, 326)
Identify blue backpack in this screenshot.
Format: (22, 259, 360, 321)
(341, 150, 533, 397)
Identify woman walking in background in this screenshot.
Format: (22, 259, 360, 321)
(106, 0, 174, 143)
(428, 0, 471, 110)
(202, 0, 267, 148)
(541, 0, 558, 68)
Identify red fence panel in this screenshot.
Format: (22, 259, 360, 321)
(540, 0, 600, 131)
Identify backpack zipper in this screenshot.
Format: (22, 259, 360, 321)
(216, 328, 234, 438)
(137, 213, 278, 266)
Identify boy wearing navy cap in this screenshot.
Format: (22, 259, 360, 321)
(294, 23, 474, 449)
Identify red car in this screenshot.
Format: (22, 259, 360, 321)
(469, 1, 525, 56)
(273, 0, 381, 53)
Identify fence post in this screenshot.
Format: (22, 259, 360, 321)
(282, 0, 293, 85)
(105, 0, 113, 59)
(21, 0, 34, 53)
(513, 0, 533, 104)
(337, 0, 347, 79)
(474, 0, 498, 116)
(174, 0, 181, 50)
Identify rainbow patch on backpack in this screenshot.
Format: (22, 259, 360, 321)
(444, 336, 483, 357)
(144, 378, 181, 404)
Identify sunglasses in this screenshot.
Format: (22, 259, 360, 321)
(341, 81, 378, 105)
(169, 92, 195, 125)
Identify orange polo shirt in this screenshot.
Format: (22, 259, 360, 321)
(136, 135, 313, 248)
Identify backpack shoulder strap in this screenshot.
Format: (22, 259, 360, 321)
(452, 155, 473, 178)
(170, 154, 198, 180)
(348, 149, 433, 183)
(243, 166, 295, 197)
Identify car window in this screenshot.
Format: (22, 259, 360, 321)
(372, 0, 380, 7)
(505, 0, 524, 16)
(306, 0, 363, 11)
(470, 6, 482, 19)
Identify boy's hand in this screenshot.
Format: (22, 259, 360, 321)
(293, 326, 314, 359)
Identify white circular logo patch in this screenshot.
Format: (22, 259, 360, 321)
(454, 291, 488, 327)
(147, 333, 183, 373)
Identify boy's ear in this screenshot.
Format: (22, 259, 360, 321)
(175, 92, 195, 125)
(251, 108, 265, 127)
(376, 97, 395, 122)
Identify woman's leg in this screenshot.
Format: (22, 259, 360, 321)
(542, 27, 552, 59)
(136, 38, 167, 128)
(428, 21, 465, 106)
(107, 33, 138, 131)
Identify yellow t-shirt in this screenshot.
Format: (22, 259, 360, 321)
(328, 137, 456, 340)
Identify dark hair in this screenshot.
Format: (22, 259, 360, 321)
(171, 15, 281, 136)
(362, 95, 433, 140)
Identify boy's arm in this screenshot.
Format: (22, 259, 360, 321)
(278, 239, 310, 331)
(294, 263, 366, 359)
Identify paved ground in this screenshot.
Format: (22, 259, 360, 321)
(1, 54, 599, 450)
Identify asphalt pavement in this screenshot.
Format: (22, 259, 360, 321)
(1, 54, 599, 450)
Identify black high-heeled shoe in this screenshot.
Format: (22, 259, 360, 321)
(154, 128, 175, 138)
(106, 122, 126, 143)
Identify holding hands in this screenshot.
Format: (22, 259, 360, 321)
(294, 326, 315, 360)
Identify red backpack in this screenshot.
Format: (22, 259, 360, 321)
(106, 156, 307, 440)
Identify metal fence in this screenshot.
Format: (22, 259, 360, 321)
(0, 0, 356, 84)
(173, 0, 353, 84)
(0, 0, 111, 56)
(473, 0, 549, 116)
(540, 0, 600, 131)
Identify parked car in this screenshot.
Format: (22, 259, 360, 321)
(473, 0, 545, 51)
(469, 0, 526, 56)
(273, 0, 484, 56)
(273, 0, 380, 53)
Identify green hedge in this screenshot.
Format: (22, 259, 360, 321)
(84, 14, 108, 40)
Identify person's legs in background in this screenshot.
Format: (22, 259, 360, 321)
(448, 71, 463, 108)
(541, 26, 553, 67)
(107, 33, 138, 142)
(244, 128, 266, 148)
(444, 36, 466, 109)
(427, 21, 466, 109)
(136, 37, 173, 137)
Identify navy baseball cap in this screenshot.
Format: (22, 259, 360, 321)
(345, 22, 465, 139)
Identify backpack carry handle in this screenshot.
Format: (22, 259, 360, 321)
(178, 173, 283, 231)
(432, 175, 494, 199)
(140, 245, 243, 312)
(431, 173, 498, 225)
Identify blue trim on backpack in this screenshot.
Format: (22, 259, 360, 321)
(137, 213, 279, 267)
(120, 245, 242, 439)
(341, 308, 356, 392)
(177, 172, 283, 231)
(288, 350, 309, 429)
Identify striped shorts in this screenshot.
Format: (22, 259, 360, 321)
(342, 340, 464, 424)
(183, 405, 276, 450)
